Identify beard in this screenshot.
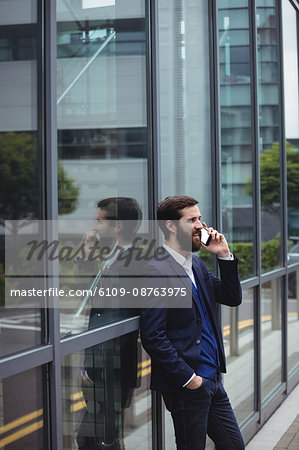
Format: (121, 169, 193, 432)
(177, 224, 201, 252)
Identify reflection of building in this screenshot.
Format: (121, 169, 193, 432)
(0, 0, 299, 449)
(219, 2, 284, 243)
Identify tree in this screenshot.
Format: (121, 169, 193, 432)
(0, 132, 79, 228)
(245, 141, 299, 213)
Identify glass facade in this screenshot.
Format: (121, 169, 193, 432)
(0, 367, 45, 448)
(282, 0, 299, 379)
(0, 0, 44, 358)
(222, 288, 255, 424)
(287, 269, 299, 374)
(261, 278, 282, 400)
(257, 0, 282, 273)
(0, 1, 298, 449)
(62, 335, 151, 449)
(159, 0, 213, 225)
(56, 0, 150, 337)
(218, 0, 254, 279)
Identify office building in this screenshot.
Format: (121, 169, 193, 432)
(0, 0, 298, 448)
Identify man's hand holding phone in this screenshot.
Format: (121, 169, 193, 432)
(80, 230, 100, 260)
(201, 222, 231, 259)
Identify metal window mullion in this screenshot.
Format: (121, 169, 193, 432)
(249, 0, 262, 421)
(210, 0, 222, 269)
(241, 276, 259, 290)
(147, 0, 161, 221)
(38, 4, 50, 446)
(147, 0, 163, 448)
(253, 285, 261, 421)
(60, 316, 140, 357)
(0, 345, 53, 379)
(277, 0, 288, 386)
(209, 3, 223, 386)
(38, 0, 48, 365)
(151, 391, 164, 450)
(260, 267, 286, 283)
(288, 262, 299, 273)
(210, 0, 223, 349)
(44, 0, 61, 449)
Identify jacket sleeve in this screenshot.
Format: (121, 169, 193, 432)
(202, 255, 242, 307)
(139, 265, 195, 387)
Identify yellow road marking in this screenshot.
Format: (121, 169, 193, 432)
(138, 359, 151, 369)
(223, 312, 297, 337)
(1, 312, 297, 446)
(137, 366, 151, 378)
(0, 419, 43, 448)
(70, 391, 84, 401)
(70, 400, 87, 412)
(0, 409, 43, 436)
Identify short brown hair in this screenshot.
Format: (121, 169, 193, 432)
(97, 197, 142, 239)
(157, 196, 199, 239)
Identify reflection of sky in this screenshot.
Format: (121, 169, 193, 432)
(282, 0, 299, 139)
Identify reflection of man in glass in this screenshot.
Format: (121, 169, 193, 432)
(77, 197, 143, 450)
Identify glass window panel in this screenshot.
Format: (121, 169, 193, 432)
(256, 8, 277, 29)
(259, 46, 278, 62)
(282, 0, 299, 140)
(220, 0, 249, 8)
(62, 334, 151, 449)
(220, 63, 251, 83)
(56, 0, 150, 335)
(257, 1, 282, 273)
(0, 367, 45, 449)
(219, 29, 249, 47)
(219, 9, 249, 29)
(282, 0, 299, 248)
(222, 289, 255, 424)
(0, 1, 44, 357)
(261, 279, 282, 401)
(288, 270, 299, 374)
(218, 0, 254, 281)
(257, 0, 275, 6)
(159, 0, 213, 226)
(220, 85, 251, 106)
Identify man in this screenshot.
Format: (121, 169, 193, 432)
(140, 196, 245, 450)
(77, 197, 143, 450)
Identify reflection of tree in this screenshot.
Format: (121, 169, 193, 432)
(0, 132, 79, 228)
(0, 132, 79, 304)
(58, 162, 79, 215)
(245, 142, 299, 213)
(0, 132, 39, 226)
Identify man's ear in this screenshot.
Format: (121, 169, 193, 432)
(166, 220, 176, 234)
(115, 220, 123, 234)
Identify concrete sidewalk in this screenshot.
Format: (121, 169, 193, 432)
(246, 384, 299, 449)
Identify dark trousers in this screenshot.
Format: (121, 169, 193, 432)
(162, 377, 245, 450)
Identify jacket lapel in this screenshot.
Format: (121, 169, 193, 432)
(192, 256, 222, 334)
(164, 252, 193, 298)
(192, 256, 213, 312)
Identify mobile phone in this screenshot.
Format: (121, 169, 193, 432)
(201, 227, 212, 246)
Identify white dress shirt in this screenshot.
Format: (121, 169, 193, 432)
(163, 243, 234, 387)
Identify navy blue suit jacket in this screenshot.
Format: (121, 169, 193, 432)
(140, 251, 242, 392)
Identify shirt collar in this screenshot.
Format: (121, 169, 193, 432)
(103, 242, 133, 270)
(163, 243, 192, 269)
